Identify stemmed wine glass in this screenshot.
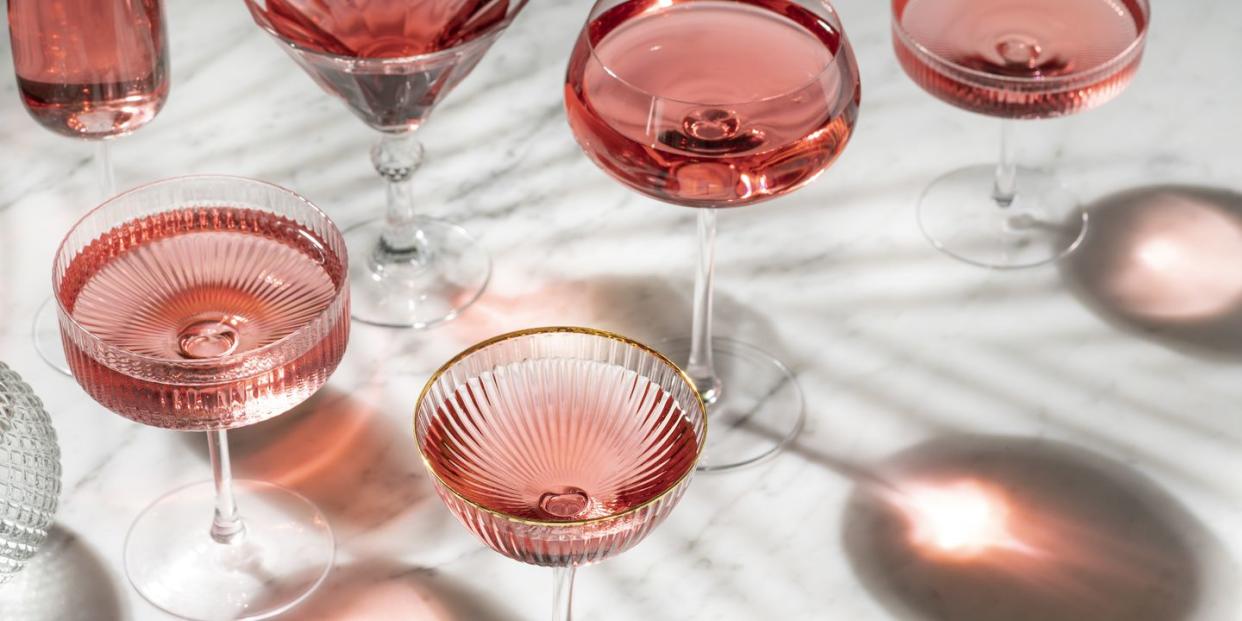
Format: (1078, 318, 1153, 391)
(8, 0, 170, 375)
(415, 327, 707, 621)
(244, 0, 528, 329)
(892, 0, 1151, 269)
(53, 176, 350, 620)
(565, 0, 861, 471)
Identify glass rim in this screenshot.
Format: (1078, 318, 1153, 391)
(579, 0, 855, 108)
(413, 325, 708, 529)
(891, 0, 1152, 87)
(52, 174, 350, 374)
(243, 0, 529, 67)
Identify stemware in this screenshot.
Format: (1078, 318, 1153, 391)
(244, 0, 528, 329)
(415, 327, 707, 621)
(8, 0, 170, 375)
(565, 0, 861, 471)
(53, 176, 350, 620)
(892, 0, 1151, 269)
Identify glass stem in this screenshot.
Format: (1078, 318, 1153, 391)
(552, 565, 576, 621)
(207, 430, 246, 545)
(372, 132, 430, 266)
(686, 208, 722, 403)
(992, 120, 1017, 207)
(96, 140, 116, 199)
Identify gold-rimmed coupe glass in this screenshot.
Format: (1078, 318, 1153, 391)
(415, 327, 707, 621)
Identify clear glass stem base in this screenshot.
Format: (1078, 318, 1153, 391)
(32, 298, 71, 376)
(344, 217, 491, 328)
(918, 164, 1088, 269)
(660, 336, 805, 472)
(124, 480, 334, 621)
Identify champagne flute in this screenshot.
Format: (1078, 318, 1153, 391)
(415, 327, 707, 621)
(244, 0, 528, 329)
(892, 0, 1151, 268)
(8, 0, 170, 375)
(565, 0, 861, 471)
(54, 176, 350, 620)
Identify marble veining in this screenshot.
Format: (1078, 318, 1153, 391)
(1, 0, 1240, 619)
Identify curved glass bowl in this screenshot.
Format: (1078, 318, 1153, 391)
(53, 175, 350, 431)
(415, 327, 707, 568)
(0, 363, 62, 583)
(891, 0, 1151, 119)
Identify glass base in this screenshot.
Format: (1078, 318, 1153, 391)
(345, 217, 490, 328)
(660, 337, 805, 473)
(124, 481, 334, 621)
(918, 164, 1088, 269)
(32, 297, 71, 376)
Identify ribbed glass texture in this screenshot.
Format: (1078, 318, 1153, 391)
(416, 328, 706, 567)
(53, 176, 350, 431)
(0, 363, 61, 583)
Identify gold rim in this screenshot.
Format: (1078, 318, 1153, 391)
(413, 326, 708, 528)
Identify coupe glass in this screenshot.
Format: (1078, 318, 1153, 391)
(892, 0, 1151, 269)
(415, 327, 707, 621)
(0, 363, 62, 583)
(244, 0, 528, 328)
(565, 0, 861, 471)
(53, 176, 350, 620)
(8, 0, 170, 375)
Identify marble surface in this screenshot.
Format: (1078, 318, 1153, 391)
(2, 1, 1241, 619)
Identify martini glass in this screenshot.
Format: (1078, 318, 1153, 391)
(892, 0, 1151, 269)
(244, 0, 528, 328)
(565, 0, 861, 471)
(8, 0, 170, 375)
(53, 176, 350, 620)
(415, 327, 707, 621)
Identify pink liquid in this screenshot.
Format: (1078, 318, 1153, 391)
(58, 207, 349, 430)
(894, 0, 1148, 118)
(253, 0, 522, 132)
(8, 0, 169, 139)
(565, 0, 860, 208)
(424, 359, 699, 523)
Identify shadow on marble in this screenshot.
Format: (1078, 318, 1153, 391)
(285, 559, 517, 621)
(840, 435, 1224, 621)
(448, 272, 804, 367)
(181, 387, 434, 538)
(1061, 185, 1242, 360)
(0, 525, 124, 621)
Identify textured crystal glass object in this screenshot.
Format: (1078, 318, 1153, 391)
(416, 327, 706, 620)
(0, 363, 62, 583)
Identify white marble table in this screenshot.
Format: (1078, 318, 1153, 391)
(2, 1, 1240, 619)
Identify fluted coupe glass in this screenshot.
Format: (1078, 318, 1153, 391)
(893, 0, 1150, 269)
(0, 363, 62, 583)
(565, 0, 861, 471)
(244, 0, 528, 329)
(416, 327, 707, 621)
(53, 176, 350, 620)
(8, 0, 170, 376)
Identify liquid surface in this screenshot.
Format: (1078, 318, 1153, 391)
(8, 0, 169, 139)
(566, 0, 859, 207)
(894, 0, 1146, 117)
(425, 359, 700, 522)
(59, 207, 349, 430)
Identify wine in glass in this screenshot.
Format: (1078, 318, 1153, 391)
(565, 0, 861, 471)
(892, 0, 1151, 268)
(244, 0, 528, 328)
(54, 176, 350, 620)
(415, 327, 706, 621)
(8, 0, 170, 375)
